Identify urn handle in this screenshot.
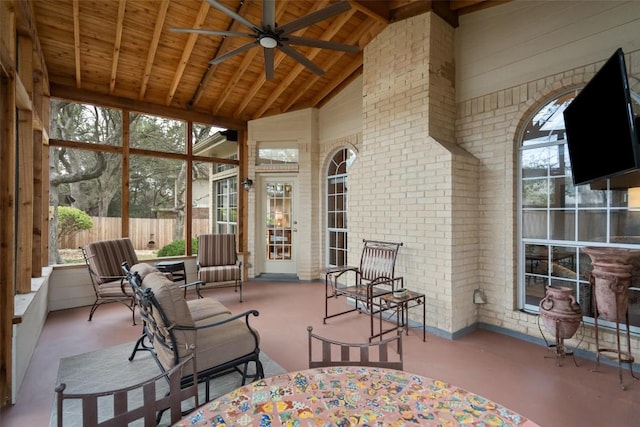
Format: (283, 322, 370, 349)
(568, 294, 582, 314)
(540, 295, 554, 311)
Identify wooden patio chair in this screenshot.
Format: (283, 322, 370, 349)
(307, 326, 403, 370)
(55, 354, 199, 427)
(81, 238, 139, 324)
(196, 234, 243, 302)
(324, 239, 403, 336)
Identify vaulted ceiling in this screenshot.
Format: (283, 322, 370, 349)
(29, 0, 503, 128)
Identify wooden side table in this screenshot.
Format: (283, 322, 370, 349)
(375, 290, 426, 342)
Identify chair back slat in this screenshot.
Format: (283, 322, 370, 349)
(56, 354, 199, 427)
(358, 240, 402, 282)
(308, 326, 403, 370)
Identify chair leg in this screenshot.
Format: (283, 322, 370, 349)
(129, 333, 153, 361)
(130, 300, 136, 326)
(238, 279, 243, 302)
(88, 300, 100, 321)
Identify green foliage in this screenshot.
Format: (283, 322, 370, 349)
(57, 206, 93, 238)
(157, 238, 198, 257)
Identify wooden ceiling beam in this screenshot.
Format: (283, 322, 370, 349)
(72, 0, 81, 87)
(280, 18, 379, 112)
(139, 0, 169, 100)
(11, 0, 48, 84)
(165, 0, 211, 106)
(451, 0, 485, 10)
(253, 8, 356, 118)
(191, 0, 255, 109)
(51, 83, 246, 129)
(311, 52, 362, 107)
(109, 0, 127, 94)
(350, 0, 390, 24)
(211, 44, 260, 115)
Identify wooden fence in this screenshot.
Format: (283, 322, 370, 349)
(61, 217, 210, 250)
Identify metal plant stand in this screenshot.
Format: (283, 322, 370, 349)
(590, 275, 638, 390)
(538, 315, 582, 367)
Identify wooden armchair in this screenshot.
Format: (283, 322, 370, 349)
(123, 262, 263, 402)
(197, 234, 243, 301)
(55, 354, 199, 426)
(307, 326, 403, 370)
(324, 239, 404, 336)
(82, 238, 139, 324)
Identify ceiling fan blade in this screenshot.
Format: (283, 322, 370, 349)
(262, 0, 276, 29)
(170, 28, 255, 38)
(206, 0, 258, 32)
(263, 47, 275, 80)
(209, 41, 257, 65)
(277, 43, 324, 76)
(279, 0, 351, 36)
(285, 35, 359, 53)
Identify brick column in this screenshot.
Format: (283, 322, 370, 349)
(353, 12, 479, 336)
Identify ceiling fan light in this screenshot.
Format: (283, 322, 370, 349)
(259, 35, 278, 49)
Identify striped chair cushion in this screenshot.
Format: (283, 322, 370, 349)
(85, 238, 139, 285)
(197, 234, 237, 266)
(198, 265, 241, 283)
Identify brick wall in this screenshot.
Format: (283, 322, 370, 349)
(355, 12, 480, 335)
(457, 47, 640, 354)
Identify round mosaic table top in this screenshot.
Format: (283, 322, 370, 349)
(174, 365, 540, 426)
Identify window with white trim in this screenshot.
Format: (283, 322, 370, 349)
(327, 148, 355, 267)
(519, 91, 640, 332)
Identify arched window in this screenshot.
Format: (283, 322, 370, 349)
(519, 91, 640, 332)
(326, 148, 356, 267)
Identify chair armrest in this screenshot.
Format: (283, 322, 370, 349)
(326, 265, 360, 284)
(174, 309, 259, 332)
(96, 274, 126, 282)
(173, 309, 261, 347)
(179, 280, 205, 299)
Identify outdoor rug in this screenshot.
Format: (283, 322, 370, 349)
(50, 342, 286, 426)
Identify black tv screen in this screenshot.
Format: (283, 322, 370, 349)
(563, 48, 640, 186)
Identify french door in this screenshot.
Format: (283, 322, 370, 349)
(261, 177, 297, 274)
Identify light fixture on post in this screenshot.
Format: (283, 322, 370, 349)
(241, 178, 253, 191)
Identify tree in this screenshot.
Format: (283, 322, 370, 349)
(57, 206, 93, 246)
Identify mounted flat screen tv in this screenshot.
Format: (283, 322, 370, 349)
(563, 48, 640, 186)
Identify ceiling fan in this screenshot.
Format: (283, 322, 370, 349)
(171, 0, 360, 80)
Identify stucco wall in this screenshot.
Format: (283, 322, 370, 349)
(456, 0, 640, 102)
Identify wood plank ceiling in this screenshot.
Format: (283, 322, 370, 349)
(31, 0, 501, 128)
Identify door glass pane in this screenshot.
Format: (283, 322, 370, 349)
(266, 182, 292, 260)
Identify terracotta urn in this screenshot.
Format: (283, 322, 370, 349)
(539, 285, 582, 339)
(582, 247, 640, 322)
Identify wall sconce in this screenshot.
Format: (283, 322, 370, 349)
(241, 178, 253, 191)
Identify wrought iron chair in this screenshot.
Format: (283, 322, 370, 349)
(197, 234, 243, 301)
(123, 262, 263, 402)
(55, 354, 199, 427)
(324, 239, 404, 337)
(307, 326, 403, 370)
(82, 238, 139, 324)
